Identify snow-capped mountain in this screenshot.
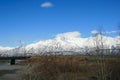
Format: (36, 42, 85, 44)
(0, 31, 120, 56)
(25, 32, 120, 52)
(0, 46, 13, 51)
(0, 46, 13, 56)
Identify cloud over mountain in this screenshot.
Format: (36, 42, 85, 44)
(91, 30, 120, 34)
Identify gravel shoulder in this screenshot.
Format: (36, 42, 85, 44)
(0, 63, 26, 80)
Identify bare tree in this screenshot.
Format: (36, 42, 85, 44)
(91, 28, 111, 80)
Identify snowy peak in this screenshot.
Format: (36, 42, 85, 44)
(25, 32, 120, 53)
(0, 46, 13, 51)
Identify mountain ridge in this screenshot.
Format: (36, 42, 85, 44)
(0, 32, 120, 56)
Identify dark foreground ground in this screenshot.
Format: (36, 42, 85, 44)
(0, 55, 120, 80)
(0, 62, 26, 80)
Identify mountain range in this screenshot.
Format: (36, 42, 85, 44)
(0, 31, 120, 56)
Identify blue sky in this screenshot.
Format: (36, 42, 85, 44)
(0, 0, 120, 47)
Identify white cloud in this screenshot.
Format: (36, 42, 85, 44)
(91, 30, 120, 34)
(91, 30, 99, 34)
(41, 2, 53, 8)
(56, 31, 81, 39)
(104, 30, 120, 34)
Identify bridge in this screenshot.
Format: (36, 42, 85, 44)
(0, 56, 31, 65)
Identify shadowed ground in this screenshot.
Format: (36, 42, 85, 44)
(0, 62, 26, 80)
